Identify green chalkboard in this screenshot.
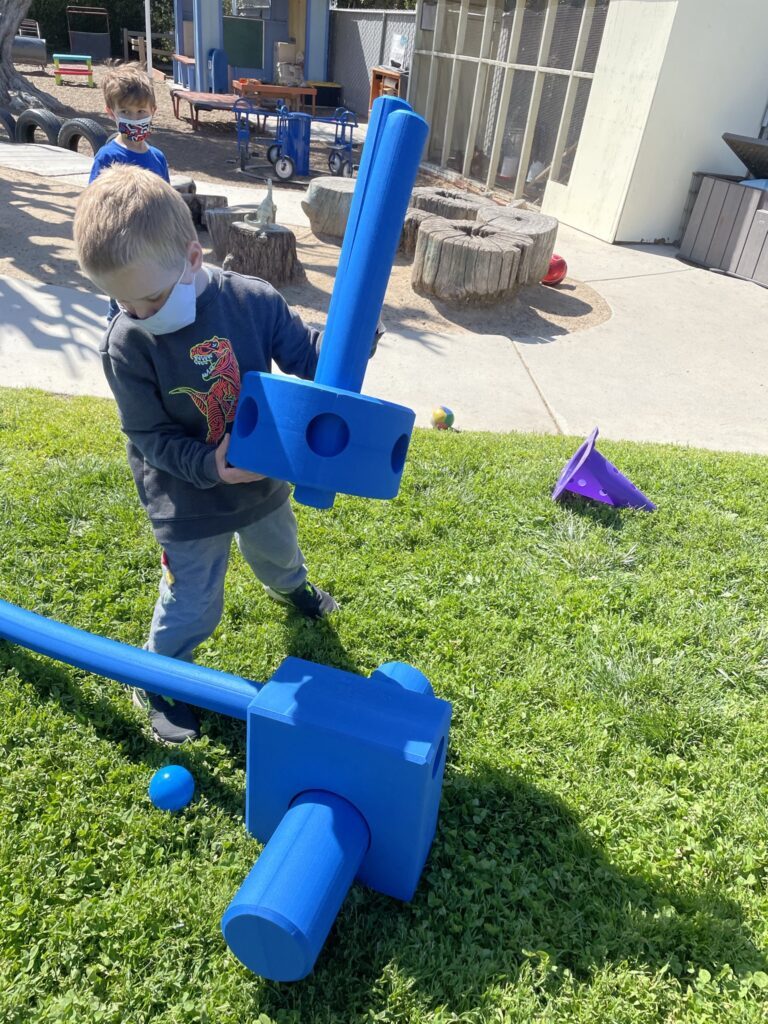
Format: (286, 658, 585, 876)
(223, 16, 264, 69)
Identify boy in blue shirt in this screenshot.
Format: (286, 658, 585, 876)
(90, 64, 170, 184)
(90, 64, 170, 321)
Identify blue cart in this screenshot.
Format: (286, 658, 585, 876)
(266, 106, 359, 181)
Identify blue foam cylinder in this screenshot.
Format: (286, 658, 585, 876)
(221, 791, 370, 981)
(0, 598, 260, 719)
(315, 103, 429, 395)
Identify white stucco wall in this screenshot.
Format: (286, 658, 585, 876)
(542, 0, 768, 243)
(617, 0, 768, 242)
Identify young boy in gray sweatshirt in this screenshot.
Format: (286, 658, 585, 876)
(73, 165, 339, 745)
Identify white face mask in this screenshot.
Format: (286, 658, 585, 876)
(121, 264, 198, 335)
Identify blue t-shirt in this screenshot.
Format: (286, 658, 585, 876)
(89, 139, 170, 184)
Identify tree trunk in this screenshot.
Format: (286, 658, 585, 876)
(409, 186, 492, 222)
(474, 206, 558, 286)
(300, 175, 356, 240)
(0, 0, 65, 112)
(399, 207, 433, 258)
(179, 192, 228, 228)
(206, 204, 264, 261)
(222, 221, 305, 287)
(411, 216, 524, 305)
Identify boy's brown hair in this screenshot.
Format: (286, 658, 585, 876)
(74, 166, 196, 278)
(102, 62, 156, 111)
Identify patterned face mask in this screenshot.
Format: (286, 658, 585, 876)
(116, 115, 152, 143)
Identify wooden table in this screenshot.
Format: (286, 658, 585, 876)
(232, 80, 317, 115)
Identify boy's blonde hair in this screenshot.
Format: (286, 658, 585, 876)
(74, 166, 197, 278)
(102, 63, 156, 111)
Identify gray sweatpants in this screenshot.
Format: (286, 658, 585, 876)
(146, 501, 306, 662)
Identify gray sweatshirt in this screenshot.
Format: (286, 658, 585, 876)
(100, 268, 321, 543)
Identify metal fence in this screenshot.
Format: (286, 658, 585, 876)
(329, 8, 416, 117)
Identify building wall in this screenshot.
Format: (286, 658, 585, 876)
(544, 0, 768, 243)
(617, 0, 768, 242)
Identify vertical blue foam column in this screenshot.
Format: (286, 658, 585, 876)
(313, 101, 429, 395)
(221, 791, 370, 982)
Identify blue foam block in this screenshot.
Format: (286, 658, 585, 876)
(227, 373, 415, 508)
(244, 657, 451, 901)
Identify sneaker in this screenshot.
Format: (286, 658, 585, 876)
(132, 688, 200, 745)
(265, 580, 339, 619)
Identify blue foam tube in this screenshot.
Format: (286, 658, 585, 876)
(314, 105, 429, 396)
(221, 790, 370, 981)
(0, 599, 261, 720)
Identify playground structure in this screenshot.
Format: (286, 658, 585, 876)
(229, 96, 428, 509)
(0, 599, 451, 982)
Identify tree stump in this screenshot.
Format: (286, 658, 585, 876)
(399, 207, 434, 257)
(300, 176, 356, 239)
(223, 221, 305, 287)
(474, 206, 558, 286)
(412, 216, 527, 304)
(206, 205, 262, 261)
(409, 186, 491, 222)
(180, 192, 228, 228)
(170, 176, 196, 195)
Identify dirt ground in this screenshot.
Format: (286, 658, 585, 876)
(2, 63, 612, 338)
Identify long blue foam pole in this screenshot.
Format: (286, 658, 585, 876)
(0, 599, 261, 720)
(313, 104, 429, 395)
(221, 791, 370, 981)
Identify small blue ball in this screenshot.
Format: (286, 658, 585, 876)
(149, 765, 195, 812)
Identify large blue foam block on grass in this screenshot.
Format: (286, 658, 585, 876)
(246, 657, 451, 899)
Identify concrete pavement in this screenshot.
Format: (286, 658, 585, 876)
(0, 142, 766, 454)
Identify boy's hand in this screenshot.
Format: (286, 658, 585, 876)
(215, 433, 266, 484)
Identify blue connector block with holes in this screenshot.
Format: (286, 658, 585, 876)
(222, 656, 451, 981)
(228, 97, 428, 510)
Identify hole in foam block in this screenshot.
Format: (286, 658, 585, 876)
(237, 397, 259, 437)
(432, 736, 445, 779)
(391, 433, 410, 474)
(306, 413, 350, 457)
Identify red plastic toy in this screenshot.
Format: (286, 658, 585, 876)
(542, 253, 567, 286)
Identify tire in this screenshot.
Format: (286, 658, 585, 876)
(267, 143, 280, 165)
(274, 155, 294, 180)
(328, 150, 342, 175)
(15, 108, 66, 145)
(57, 117, 110, 154)
(341, 160, 354, 178)
(0, 108, 16, 143)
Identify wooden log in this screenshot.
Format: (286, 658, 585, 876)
(205, 205, 262, 262)
(300, 176, 356, 240)
(410, 186, 490, 221)
(170, 175, 196, 194)
(411, 215, 524, 304)
(474, 206, 558, 285)
(179, 192, 228, 229)
(399, 207, 433, 258)
(222, 221, 306, 287)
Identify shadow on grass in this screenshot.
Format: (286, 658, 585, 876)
(245, 768, 766, 1018)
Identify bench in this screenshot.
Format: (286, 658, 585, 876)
(53, 53, 95, 87)
(171, 83, 318, 130)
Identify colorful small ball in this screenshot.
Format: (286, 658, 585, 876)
(149, 765, 195, 812)
(542, 253, 568, 286)
(431, 405, 455, 430)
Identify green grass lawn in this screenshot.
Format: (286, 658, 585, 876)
(1, 387, 767, 1024)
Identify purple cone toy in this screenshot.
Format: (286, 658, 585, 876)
(552, 427, 656, 510)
